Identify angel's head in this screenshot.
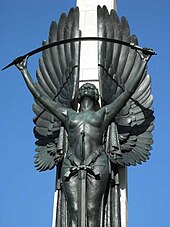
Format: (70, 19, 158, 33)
(78, 83, 99, 104)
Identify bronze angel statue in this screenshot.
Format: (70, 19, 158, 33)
(15, 6, 154, 227)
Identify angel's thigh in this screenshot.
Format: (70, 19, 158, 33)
(86, 164, 109, 216)
(63, 175, 78, 215)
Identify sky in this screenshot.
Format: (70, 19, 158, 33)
(0, 0, 170, 226)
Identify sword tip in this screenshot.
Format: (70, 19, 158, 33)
(2, 65, 10, 71)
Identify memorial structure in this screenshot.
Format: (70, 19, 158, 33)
(3, 1, 156, 226)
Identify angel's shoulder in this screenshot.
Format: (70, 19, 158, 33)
(66, 108, 77, 117)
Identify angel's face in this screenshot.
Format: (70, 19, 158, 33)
(78, 83, 99, 103)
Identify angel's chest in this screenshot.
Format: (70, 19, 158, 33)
(67, 111, 103, 129)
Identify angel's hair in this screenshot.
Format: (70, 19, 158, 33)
(78, 83, 99, 103)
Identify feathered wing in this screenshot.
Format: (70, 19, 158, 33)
(33, 7, 81, 171)
(98, 6, 154, 166)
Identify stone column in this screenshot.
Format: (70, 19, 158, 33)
(77, 0, 117, 88)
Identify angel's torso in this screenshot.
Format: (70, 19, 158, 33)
(65, 109, 107, 162)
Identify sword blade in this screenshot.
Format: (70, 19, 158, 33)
(78, 169, 87, 227)
(2, 37, 156, 71)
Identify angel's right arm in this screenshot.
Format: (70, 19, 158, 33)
(16, 58, 68, 123)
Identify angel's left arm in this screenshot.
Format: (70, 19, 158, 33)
(103, 58, 147, 122)
(16, 58, 68, 123)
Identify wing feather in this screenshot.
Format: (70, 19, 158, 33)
(121, 49, 137, 85)
(36, 68, 54, 98)
(41, 41, 59, 93)
(64, 8, 75, 64)
(49, 21, 63, 87)
(57, 13, 67, 74)
(38, 59, 56, 96)
(110, 10, 122, 74)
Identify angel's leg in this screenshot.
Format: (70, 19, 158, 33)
(86, 153, 109, 227)
(62, 174, 78, 227)
(61, 157, 79, 227)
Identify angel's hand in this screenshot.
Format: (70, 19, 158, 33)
(15, 56, 29, 71)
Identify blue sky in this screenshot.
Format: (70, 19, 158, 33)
(0, 0, 170, 226)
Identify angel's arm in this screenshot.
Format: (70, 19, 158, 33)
(102, 57, 147, 122)
(16, 57, 68, 123)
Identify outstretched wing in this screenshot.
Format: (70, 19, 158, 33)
(98, 6, 154, 166)
(33, 7, 81, 171)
